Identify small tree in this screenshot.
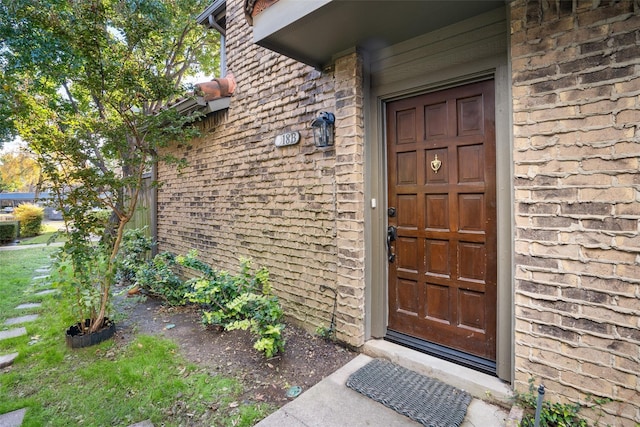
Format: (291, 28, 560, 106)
(0, 0, 219, 333)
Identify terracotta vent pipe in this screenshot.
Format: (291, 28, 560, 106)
(194, 73, 236, 101)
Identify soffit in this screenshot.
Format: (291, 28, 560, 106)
(253, 0, 506, 69)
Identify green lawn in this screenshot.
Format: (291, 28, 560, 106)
(0, 247, 272, 426)
(17, 221, 67, 246)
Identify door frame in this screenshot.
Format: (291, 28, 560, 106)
(362, 6, 513, 382)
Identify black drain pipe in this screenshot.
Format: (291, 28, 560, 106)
(319, 285, 338, 338)
(534, 384, 545, 427)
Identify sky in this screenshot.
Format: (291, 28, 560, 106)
(1, 136, 24, 155)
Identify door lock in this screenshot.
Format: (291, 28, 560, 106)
(387, 226, 397, 263)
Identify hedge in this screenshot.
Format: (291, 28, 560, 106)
(13, 203, 44, 238)
(0, 221, 18, 244)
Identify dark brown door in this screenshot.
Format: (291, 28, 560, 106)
(387, 80, 497, 361)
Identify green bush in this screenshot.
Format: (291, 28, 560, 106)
(183, 254, 285, 358)
(0, 221, 18, 243)
(13, 203, 44, 237)
(115, 227, 153, 286)
(135, 252, 190, 305)
(133, 250, 286, 358)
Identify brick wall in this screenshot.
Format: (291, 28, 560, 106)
(511, 0, 640, 424)
(156, 0, 366, 347)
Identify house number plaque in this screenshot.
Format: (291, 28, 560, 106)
(275, 131, 300, 147)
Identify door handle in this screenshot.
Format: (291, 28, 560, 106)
(387, 226, 397, 263)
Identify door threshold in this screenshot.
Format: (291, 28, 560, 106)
(361, 338, 512, 408)
(385, 330, 496, 375)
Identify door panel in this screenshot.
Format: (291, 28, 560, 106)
(387, 79, 497, 361)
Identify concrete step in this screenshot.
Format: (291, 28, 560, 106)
(33, 289, 57, 296)
(0, 328, 27, 341)
(0, 408, 26, 427)
(15, 303, 42, 310)
(0, 352, 19, 369)
(361, 339, 513, 408)
(4, 315, 39, 326)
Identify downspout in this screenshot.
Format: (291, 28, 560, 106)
(151, 161, 158, 256)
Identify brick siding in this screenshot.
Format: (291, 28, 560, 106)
(156, 0, 366, 346)
(511, 0, 640, 424)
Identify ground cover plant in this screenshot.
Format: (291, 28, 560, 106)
(0, 247, 273, 426)
(516, 378, 612, 427)
(129, 244, 286, 359)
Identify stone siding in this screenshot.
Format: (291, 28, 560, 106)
(511, 0, 640, 424)
(156, 0, 366, 346)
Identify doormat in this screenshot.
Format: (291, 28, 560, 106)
(346, 358, 472, 427)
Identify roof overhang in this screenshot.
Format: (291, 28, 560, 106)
(171, 96, 231, 116)
(253, 0, 507, 69)
(197, 0, 226, 35)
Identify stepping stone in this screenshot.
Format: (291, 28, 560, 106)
(0, 408, 26, 427)
(4, 315, 39, 326)
(15, 303, 41, 310)
(35, 267, 51, 273)
(0, 352, 19, 369)
(0, 328, 27, 341)
(32, 275, 50, 281)
(34, 289, 56, 296)
(127, 420, 154, 427)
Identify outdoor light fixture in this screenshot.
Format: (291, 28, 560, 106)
(311, 112, 335, 148)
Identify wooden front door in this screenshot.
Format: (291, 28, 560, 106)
(386, 80, 497, 362)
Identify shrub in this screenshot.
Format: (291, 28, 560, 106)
(13, 203, 44, 237)
(183, 254, 285, 358)
(135, 252, 190, 306)
(0, 221, 18, 243)
(115, 227, 153, 286)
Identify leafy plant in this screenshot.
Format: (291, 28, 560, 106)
(315, 325, 336, 341)
(516, 378, 611, 427)
(13, 203, 43, 237)
(52, 242, 111, 331)
(135, 252, 190, 306)
(115, 227, 153, 286)
(184, 255, 286, 358)
(0, 221, 18, 243)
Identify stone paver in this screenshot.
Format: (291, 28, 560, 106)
(0, 408, 26, 427)
(127, 420, 154, 427)
(0, 328, 27, 341)
(34, 289, 56, 296)
(4, 315, 39, 326)
(15, 303, 41, 310)
(0, 352, 19, 369)
(32, 275, 50, 281)
(35, 267, 51, 273)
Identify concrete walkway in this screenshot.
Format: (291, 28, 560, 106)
(0, 241, 65, 251)
(257, 341, 521, 427)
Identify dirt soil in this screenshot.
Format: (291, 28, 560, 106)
(115, 294, 357, 411)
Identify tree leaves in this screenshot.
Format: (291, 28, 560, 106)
(0, 0, 221, 331)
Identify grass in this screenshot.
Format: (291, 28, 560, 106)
(17, 221, 67, 246)
(0, 246, 274, 426)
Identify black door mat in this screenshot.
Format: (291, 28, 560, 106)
(346, 358, 472, 427)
